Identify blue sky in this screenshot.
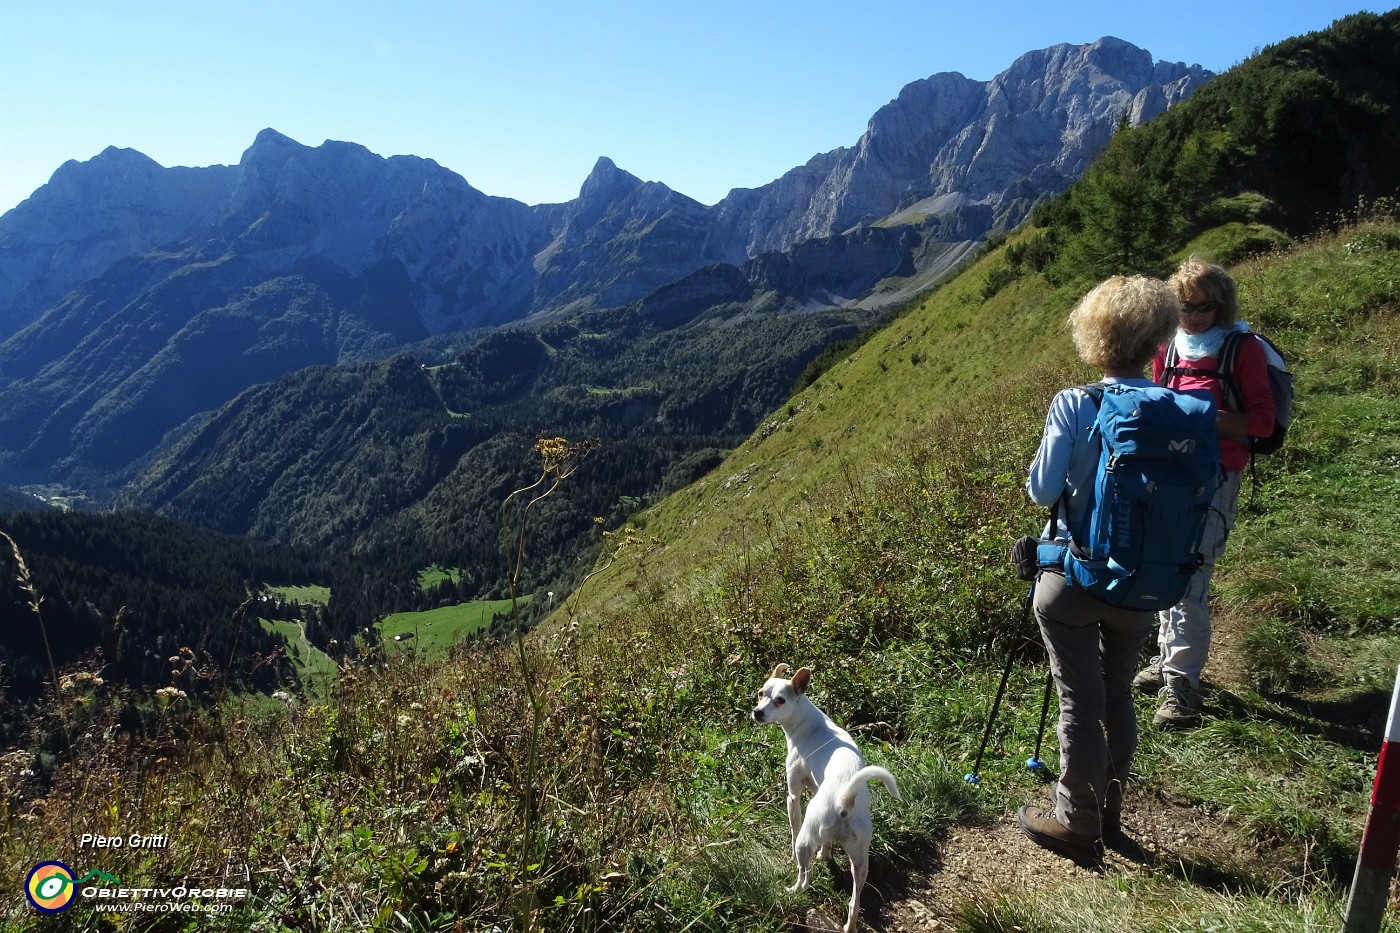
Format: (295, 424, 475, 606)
(0, 0, 1384, 215)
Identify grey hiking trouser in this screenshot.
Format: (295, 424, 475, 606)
(1034, 570, 1155, 836)
(1157, 468, 1243, 688)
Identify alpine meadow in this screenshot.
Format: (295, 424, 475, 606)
(3, 10, 1400, 933)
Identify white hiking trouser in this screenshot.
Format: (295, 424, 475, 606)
(1157, 468, 1243, 688)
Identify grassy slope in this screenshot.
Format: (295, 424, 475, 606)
(259, 617, 340, 692)
(552, 215, 1400, 929)
(572, 229, 1073, 618)
(4, 217, 1399, 933)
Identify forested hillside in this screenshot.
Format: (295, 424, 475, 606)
(119, 295, 871, 615)
(0, 512, 320, 722)
(1035, 10, 1400, 279)
(0, 484, 43, 513)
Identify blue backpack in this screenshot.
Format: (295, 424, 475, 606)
(1037, 383, 1222, 611)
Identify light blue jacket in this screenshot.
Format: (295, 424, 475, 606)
(1026, 377, 1157, 540)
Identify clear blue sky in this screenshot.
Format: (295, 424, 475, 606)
(0, 0, 1384, 215)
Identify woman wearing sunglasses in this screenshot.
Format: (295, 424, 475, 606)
(1135, 256, 1277, 728)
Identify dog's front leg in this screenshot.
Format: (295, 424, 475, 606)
(785, 767, 806, 853)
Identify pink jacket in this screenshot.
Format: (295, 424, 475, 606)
(1153, 334, 1276, 473)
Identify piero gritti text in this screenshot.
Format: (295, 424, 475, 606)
(79, 833, 171, 850)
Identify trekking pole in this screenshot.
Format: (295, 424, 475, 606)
(966, 583, 1034, 786)
(1025, 668, 1055, 778)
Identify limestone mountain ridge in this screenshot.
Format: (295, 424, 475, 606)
(0, 37, 1210, 486)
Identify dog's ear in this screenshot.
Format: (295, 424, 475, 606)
(791, 667, 812, 694)
(770, 662, 792, 680)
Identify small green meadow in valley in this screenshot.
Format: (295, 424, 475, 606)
(379, 597, 526, 659)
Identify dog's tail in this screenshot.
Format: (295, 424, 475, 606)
(838, 765, 901, 814)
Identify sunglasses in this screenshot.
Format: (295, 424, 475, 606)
(1181, 300, 1218, 315)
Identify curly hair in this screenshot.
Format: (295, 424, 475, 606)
(1069, 275, 1180, 371)
(1169, 255, 1238, 327)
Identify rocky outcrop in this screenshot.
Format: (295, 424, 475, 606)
(722, 37, 1210, 252)
(0, 147, 235, 335)
(531, 158, 736, 310)
(215, 129, 551, 332)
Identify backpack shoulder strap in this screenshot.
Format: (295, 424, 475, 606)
(1158, 343, 1203, 387)
(1255, 332, 1288, 369)
(1158, 343, 1178, 386)
(1214, 331, 1247, 410)
(1052, 383, 1107, 543)
(1216, 330, 1246, 372)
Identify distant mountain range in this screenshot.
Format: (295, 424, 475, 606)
(0, 37, 1208, 491)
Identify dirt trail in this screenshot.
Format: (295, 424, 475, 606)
(874, 788, 1248, 930)
(862, 607, 1316, 930)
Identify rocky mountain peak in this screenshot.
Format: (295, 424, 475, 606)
(248, 127, 304, 154)
(720, 37, 1212, 254)
(96, 144, 162, 165)
(229, 128, 309, 201)
(578, 156, 642, 203)
(0, 142, 237, 333)
(1082, 35, 1155, 78)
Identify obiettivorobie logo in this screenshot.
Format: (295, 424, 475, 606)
(25, 862, 120, 913)
(24, 860, 248, 917)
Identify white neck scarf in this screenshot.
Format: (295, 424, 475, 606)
(1174, 321, 1250, 361)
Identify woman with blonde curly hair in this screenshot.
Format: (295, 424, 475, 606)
(1017, 274, 1180, 861)
(1133, 257, 1277, 727)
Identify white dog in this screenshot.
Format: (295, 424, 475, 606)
(751, 663, 900, 933)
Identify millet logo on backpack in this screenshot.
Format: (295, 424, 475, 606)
(1168, 438, 1197, 453)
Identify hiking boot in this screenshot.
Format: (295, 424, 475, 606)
(1133, 655, 1165, 694)
(1017, 805, 1103, 861)
(1048, 780, 1119, 837)
(1153, 675, 1201, 728)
